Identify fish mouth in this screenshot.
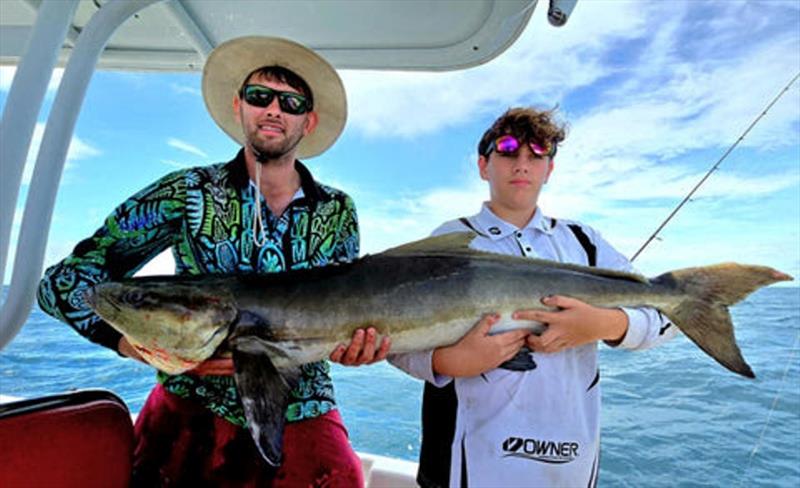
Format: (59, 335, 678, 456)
(84, 285, 122, 314)
(83, 287, 96, 307)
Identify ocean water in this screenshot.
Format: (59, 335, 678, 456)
(1, 286, 798, 487)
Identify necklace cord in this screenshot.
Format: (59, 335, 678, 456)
(252, 162, 268, 248)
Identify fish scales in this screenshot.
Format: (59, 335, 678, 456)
(231, 254, 677, 364)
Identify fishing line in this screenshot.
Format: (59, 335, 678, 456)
(738, 329, 800, 487)
(631, 71, 800, 262)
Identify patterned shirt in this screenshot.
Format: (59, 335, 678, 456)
(37, 149, 359, 426)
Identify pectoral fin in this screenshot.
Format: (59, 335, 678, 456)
(233, 347, 301, 467)
(498, 346, 538, 371)
(230, 311, 301, 467)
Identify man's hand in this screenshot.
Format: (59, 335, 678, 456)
(187, 357, 235, 376)
(514, 295, 628, 354)
(329, 327, 391, 366)
(118, 337, 235, 376)
(432, 313, 529, 377)
(117, 336, 145, 363)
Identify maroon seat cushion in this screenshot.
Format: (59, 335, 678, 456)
(0, 389, 134, 488)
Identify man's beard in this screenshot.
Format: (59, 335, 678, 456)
(248, 128, 304, 163)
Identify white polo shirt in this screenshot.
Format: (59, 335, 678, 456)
(389, 203, 677, 488)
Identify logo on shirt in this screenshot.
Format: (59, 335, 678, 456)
(501, 436, 579, 464)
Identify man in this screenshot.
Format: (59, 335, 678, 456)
(37, 36, 386, 487)
(389, 107, 678, 487)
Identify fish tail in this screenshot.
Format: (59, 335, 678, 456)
(658, 263, 792, 378)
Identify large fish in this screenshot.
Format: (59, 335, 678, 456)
(85, 232, 792, 466)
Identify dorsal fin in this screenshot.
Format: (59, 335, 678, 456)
(379, 232, 478, 257)
(379, 231, 649, 284)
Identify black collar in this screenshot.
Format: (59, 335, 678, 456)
(224, 148, 327, 205)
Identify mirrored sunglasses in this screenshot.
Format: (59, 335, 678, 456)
(240, 84, 312, 115)
(486, 134, 555, 158)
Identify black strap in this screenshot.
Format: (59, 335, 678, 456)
(460, 436, 469, 488)
(458, 217, 487, 237)
(499, 347, 537, 371)
(567, 224, 597, 267)
(417, 382, 458, 488)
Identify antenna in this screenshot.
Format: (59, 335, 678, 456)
(631, 72, 800, 262)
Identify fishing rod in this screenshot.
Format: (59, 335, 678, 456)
(630, 71, 800, 262)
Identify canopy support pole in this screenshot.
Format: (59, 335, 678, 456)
(0, 0, 163, 349)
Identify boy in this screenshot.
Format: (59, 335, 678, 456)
(389, 107, 678, 487)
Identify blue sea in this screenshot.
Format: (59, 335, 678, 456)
(1, 286, 798, 487)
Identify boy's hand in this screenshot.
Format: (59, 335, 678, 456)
(330, 327, 391, 366)
(514, 295, 628, 353)
(432, 313, 529, 377)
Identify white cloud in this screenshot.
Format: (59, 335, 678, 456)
(161, 159, 193, 169)
(544, 154, 798, 211)
(310, 150, 485, 254)
(350, 0, 800, 262)
(630, 220, 800, 279)
(357, 159, 799, 257)
(340, 0, 649, 138)
(359, 179, 486, 255)
(6, 126, 100, 283)
(170, 83, 201, 97)
(341, 0, 800, 157)
(567, 36, 800, 163)
(0, 67, 14, 91)
(135, 249, 176, 277)
(0, 66, 64, 93)
(167, 137, 208, 158)
(22, 123, 101, 185)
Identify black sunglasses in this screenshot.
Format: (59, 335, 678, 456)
(240, 84, 313, 115)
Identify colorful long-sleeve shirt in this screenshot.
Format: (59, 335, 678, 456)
(37, 149, 359, 426)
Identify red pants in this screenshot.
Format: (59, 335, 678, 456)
(132, 384, 363, 487)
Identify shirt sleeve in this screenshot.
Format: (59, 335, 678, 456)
(36, 170, 187, 352)
(585, 225, 679, 350)
(387, 350, 453, 387)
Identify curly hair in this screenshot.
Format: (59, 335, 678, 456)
(477, 107, 567, 157)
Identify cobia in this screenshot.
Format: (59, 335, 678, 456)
(86, 232, 792, 465)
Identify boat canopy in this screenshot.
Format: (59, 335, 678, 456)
(0, 0, 577, 349)
(1, 0, 550, 71)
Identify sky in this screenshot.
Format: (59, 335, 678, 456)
(2, 0, 799, 286)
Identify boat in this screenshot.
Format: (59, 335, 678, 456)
(0, 1, 579, 485)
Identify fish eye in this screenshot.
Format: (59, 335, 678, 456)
(122, 290, 145, 305)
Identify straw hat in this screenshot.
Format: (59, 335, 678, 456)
(202, 36, 347, 159)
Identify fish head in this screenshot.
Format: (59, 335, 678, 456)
(86, 278, 238, 374)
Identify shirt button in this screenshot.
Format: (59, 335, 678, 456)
(516, 232, 522, 238)
(526, 247, 532, 252)
(489, 227, 501, 235)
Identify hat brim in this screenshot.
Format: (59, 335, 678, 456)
(202, 36, 347, 159)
